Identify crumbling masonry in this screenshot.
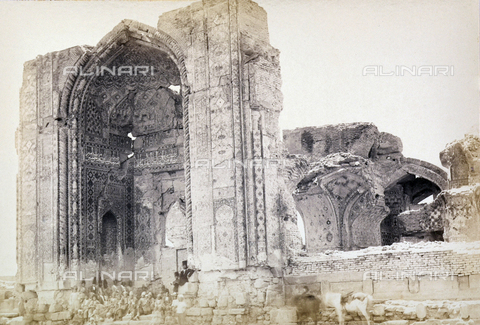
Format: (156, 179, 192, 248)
(14, 0, 480, 323)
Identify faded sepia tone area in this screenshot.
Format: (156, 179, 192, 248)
(1, 0, 479, 324)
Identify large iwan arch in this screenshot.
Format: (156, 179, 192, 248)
(17, 0, 290, 292)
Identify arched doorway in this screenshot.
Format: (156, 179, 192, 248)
(101, 211, 118, 268)
(63, 21, 190, 278)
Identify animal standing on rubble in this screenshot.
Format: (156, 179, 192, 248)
(322, 290, 373, 325)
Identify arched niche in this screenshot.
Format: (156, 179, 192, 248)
(61, 20, 192, 272)
(101, 211, 118, 257)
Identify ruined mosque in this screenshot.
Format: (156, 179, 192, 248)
(8, 0, 480, 324)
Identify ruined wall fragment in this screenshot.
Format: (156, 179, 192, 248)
(441, 134, 480, 188)
(436, 135, 480, 242)
(283, 122, 380, 162)
(157, 0, 287, 271)
(283, 123, 447, 252)
(17, 47, 88, 290)
(440, 184, 480, 242)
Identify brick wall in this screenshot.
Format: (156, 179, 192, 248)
(289, 242, 480, 279)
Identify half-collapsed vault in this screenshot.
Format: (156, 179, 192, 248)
(283, 123, 448, 252)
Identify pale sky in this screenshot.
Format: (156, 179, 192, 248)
(0, 0, 478, 276)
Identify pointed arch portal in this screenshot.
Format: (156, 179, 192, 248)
(60, 21, 190, 278)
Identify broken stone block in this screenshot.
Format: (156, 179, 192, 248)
(211, 315, 222, 325)
(228, 308, 245, 315)
(372, 304, 385, 316)
(6, 317, 27, 325)
(266, 289, 285, 307)
(24, 299, 37, 315)
(440, 184, 480, 242)
(254, 279, 268, 289)
(33, 313, 45, 321)
(257, 292, 266, 304)
(376, 132, 403, 156)
(186, 308, 202, 316)
(440, 134, 480, 188)
(249, 306, 263, 320)
(0, 299, 15, 313)
(201, 308, 213, 316)
(437, 307, 449, 318)
(208, 298, 217, 308)
(223, 315, 235, 323)
(48, 302, 62, 313)
(416, 303, 427, 319)
(21, 292, 37, 301)
(408, 278, 420, 294)
(36, 303, 49, 314)
(198, 298, 209, 308)
(235, 292, 247, 306)
(213, 309, 226, 316)
(50, 312, 60, 321)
